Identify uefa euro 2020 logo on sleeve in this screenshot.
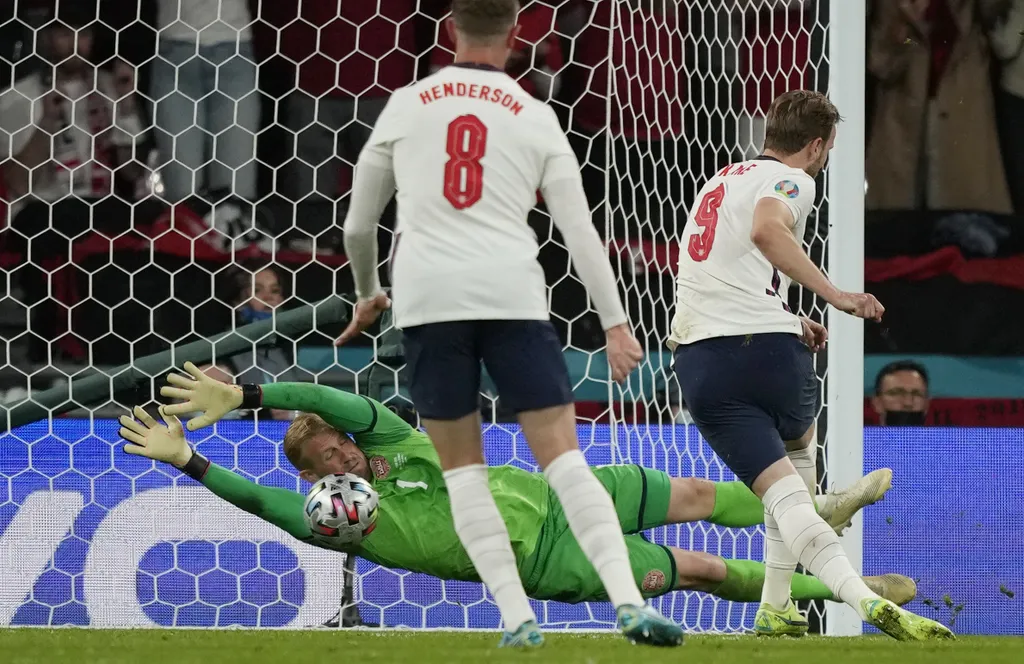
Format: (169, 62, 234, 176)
(774, 180, 800, 199)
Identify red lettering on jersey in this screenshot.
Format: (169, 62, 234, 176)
(717, 163, 759, 177)
(424, 82, 523, 115)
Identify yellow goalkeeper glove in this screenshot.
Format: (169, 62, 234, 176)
(119, 405, 192, 467)
(160, 361, 244, 430)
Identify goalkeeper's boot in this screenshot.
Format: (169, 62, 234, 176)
(616, 604, 684, 647)
(862, 597, 956, 641)
(753, 601, 809, 638)
(864, 574, 917, 606)
(819, 467, 893, 535)
(498, 620, 544, 649)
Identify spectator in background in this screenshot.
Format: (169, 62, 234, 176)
(982, 0, 1024, 214)
(431, 0, 564, 101)
(866, 0, 1012, 214)
(226, 263, 304, 420)
(871, 360, 931, 426)
(0, 7, 145, 214)
(734, 0, 813, 160)
(280, 0, 418, 205)
(150, 0, 258, 204)
(0, 3, 148, 360)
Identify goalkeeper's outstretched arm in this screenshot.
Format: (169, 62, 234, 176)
(118, 405, 317, 544)
(161, 362, 414, 445)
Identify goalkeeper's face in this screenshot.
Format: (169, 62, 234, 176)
(298, 431, 370, 484)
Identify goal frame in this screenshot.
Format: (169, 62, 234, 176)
(825, 0, 867, 638)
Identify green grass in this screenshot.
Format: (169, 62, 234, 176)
(0, 629, 1020, 664)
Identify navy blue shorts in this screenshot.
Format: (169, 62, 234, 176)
(402, 320, 574, 421)
(673, 333, 819, 487)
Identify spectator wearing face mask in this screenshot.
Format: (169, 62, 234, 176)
(871, 360, 932, 426)
(226, 264, 306, 419)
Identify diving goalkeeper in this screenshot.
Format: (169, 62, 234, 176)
(116, 362, 912, 608)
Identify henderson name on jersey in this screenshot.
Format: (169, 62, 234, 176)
(668, 157, 816, 348)
(356, 64, 619, 329)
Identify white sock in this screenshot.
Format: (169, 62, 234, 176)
(765, 443, 822, 610)
(443, 464, 536, 630)
(544, 450, 644, 608)
(761, 508, 798, 610)
(764, 474, 879, 619)
(787, 441, 818, 494)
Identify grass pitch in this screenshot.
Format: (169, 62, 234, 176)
(0, 629, 1019, 664)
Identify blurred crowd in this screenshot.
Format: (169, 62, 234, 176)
(0, 0, 1021, 417)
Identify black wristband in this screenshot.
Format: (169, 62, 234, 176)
(181, 451, 211, 482)
(240, 383, 263, 410)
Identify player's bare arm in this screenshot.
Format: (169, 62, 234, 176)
(750, 198, 884, 322)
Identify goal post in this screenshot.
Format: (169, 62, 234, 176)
(825, 0, 867, 638)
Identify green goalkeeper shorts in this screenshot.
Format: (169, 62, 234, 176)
(521, 464, 677, 604)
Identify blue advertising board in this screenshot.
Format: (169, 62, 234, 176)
(0, 421, 1020, 633)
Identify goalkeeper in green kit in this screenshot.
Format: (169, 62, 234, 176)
(117, 362, 914, 611)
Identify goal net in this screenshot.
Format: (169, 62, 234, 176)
(0, 0, 845, 632)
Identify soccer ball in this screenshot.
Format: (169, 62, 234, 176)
(303, 473, 379, 549)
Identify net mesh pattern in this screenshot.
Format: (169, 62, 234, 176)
(0, 0, 846, 631)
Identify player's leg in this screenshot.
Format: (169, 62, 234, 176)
(652, 547, 916, 606)
(403, 322, 539, 645)
(758, 336, 950, 640)
(660, 470, 893, 532)
(676, 335, 951, 640)
(480, 321, 680, 646)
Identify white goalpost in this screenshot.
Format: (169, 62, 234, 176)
(0, 0, 865, 633)
(824, 0, 867, 638)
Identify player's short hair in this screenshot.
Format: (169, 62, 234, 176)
(874, 360, 930, 395)
(763, 90, 841, 156)
(283, 412, 335, 470)
(451, 0, 519, 42)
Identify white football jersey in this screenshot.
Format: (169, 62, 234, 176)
(358, 64, 581, 328)
(667, 157, 816, 348)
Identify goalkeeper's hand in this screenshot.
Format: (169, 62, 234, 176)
(160, 361, 244, 430)
(119, 405, 193, 468)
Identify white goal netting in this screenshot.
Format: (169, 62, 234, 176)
(0, 0, 838, 631)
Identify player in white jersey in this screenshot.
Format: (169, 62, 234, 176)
(669, 91, 953, 641)
(334, 0, 681, 649)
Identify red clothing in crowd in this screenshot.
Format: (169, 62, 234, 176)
(573, 0, 684, 139)
(278, 0, 418, 98)
(430, 1, 563, 99)
(739, 2, 812, 116)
